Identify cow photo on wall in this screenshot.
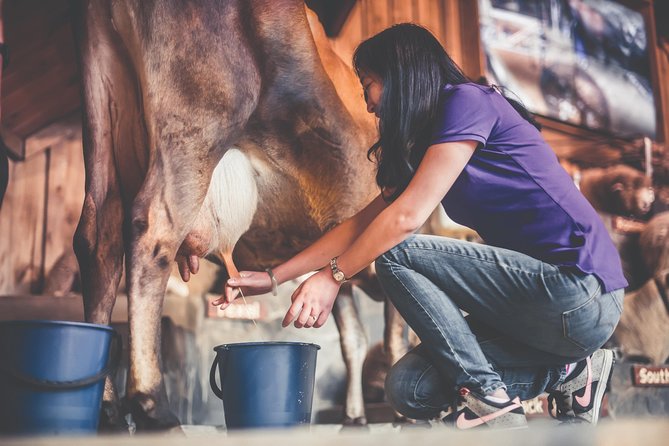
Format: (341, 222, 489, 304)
(478, 0, 657, 139)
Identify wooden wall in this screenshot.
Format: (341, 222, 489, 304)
(0, 115, 84, 294)
(0, 0, 667, 295)
(327, 0, 480, 80)
(327, 0, 669, 166)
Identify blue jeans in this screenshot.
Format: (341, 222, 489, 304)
(375, 234, 624, 420)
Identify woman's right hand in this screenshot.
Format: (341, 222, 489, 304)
(211, 271, 274, 310)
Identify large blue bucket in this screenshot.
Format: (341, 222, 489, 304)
(210, 342, 320, 429)
(0, 320, 118, 436)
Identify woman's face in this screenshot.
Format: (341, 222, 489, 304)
(359, 71, 383, 117)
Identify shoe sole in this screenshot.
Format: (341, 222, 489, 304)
(590, 349, 615, 425)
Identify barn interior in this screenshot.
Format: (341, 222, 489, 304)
(1, 0, 669, 444)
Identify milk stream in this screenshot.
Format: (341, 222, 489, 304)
(237, 287, 264, 341)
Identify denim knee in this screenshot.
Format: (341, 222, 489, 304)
(385, 355, 447, 420)
(375, 237, 414, 276)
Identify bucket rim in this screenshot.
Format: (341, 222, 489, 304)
(213, 341, 321, 351)
(0, 319, 115, 332)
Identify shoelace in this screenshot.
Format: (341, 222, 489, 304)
(547, 391, 580, 422)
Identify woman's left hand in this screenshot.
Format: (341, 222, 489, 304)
(283, 269, 341, 329)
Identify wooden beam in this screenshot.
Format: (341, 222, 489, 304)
(457, 0, 483, 79)
(22, 111, 81, 160)
(0, 125, 24, 160)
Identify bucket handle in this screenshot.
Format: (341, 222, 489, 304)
(209, 351, 226, 400)
(0, 330, 122, 390)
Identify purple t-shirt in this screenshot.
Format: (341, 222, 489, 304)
(430, 83, 627, 293)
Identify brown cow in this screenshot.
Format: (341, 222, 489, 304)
(72, 0, 383, 429)
(578, 164, 655, 289)
(578, 164, 655, 218)
(613, 212, 669, 364)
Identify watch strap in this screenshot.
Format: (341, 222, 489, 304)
(329, 257, 348, 282)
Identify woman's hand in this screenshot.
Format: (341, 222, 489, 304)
(211, 271, 273, 310)
(282, 269, 340, 329)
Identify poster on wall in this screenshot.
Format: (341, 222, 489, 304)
(478, 0, 657, 139)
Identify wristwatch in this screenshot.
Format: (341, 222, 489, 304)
(329, 257, 348, 283)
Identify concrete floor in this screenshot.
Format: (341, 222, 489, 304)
(1, 419, 669, 446)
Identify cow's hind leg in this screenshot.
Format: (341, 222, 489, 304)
(72, 14, 138, 435)
(74, 178, 127, 432)
(332, 282, 368, 426)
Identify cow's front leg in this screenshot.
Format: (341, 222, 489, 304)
(332, 282, 368, 426)
(125, 233, 185, 428)
(123, 165, 210, 430)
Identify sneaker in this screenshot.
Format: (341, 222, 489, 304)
(548, 348, 615, 424)
(443, 388, 528, 430)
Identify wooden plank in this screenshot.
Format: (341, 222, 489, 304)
(3, 0, 70, 42)
(23, 112, 81, 160)
(1, 24, 77, 93)
(0, 160, 13, 294)
(653, 38, 669, 142)
(330, 0, 364, 67)
(417, 0, 446, 49)
(363, 0, 391, 37)
(0, 294, 86, 321)
(457, 0, 482, 79)
(0, 293, 204, 333)
(2, 63, 78, 118)
(0, 151, 47, 294)
(388, 0, 414, 23)
(42, 124, 84, 282)
(441, 0, 460, 63)
(0, 125, 25, 160)
(8, 81, 80, 140)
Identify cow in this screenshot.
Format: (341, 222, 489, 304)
(613, 212, 669, 364)
(577, 164, 655, 289)
(578, 164, 655, 218)
(71, 0, 384, 430)
(614, 270, 669, 364)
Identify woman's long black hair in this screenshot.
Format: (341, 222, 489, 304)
(353, 23, 540, 201)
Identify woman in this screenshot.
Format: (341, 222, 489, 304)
(213, 23, 626, 429)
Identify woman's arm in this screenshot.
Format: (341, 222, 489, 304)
(216, 191, 389, 306)
(283, 140, 477, 328)
(272, 192, 390, 284)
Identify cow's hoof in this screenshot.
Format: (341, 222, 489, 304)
(127, 394, 180, 431)
(392, 414, 413, 424)
(341, 416, 369, 430)
(395, 418, 430, 429)
(98, 400, 133, 434)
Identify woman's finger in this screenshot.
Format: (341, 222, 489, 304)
(313, 311, 329, 328)
(294, 305, 313, 328)
(282, 300, 303, 328)
(304, 311, 320, 328)
(212, 286, 240, 307)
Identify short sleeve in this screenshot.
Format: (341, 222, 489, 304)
(430, 84, 498, 147)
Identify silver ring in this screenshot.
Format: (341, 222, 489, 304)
(310, 315, 317, 322)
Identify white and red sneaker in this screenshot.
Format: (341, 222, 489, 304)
(443, 388, 528, 430)
(548, 349, 615, 424)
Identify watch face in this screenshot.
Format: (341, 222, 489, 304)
(333, 270, 346, 282)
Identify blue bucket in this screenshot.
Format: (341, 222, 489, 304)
(210, 341, 320, 429)
(0, 320, 119, 436)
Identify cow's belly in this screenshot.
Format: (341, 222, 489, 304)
(233, 150, 324, 268)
